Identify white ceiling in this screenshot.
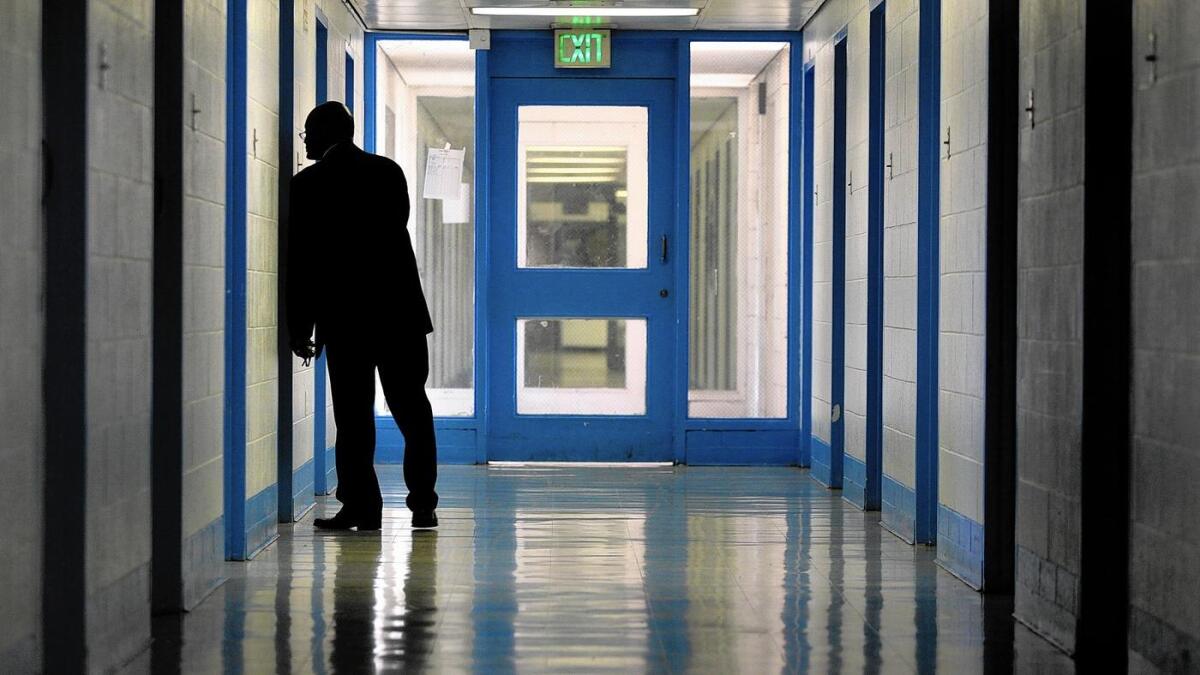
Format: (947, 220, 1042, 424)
(349, 0, 826, 31)
(380, 40, 476, 86)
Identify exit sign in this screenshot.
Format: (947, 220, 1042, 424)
(554, 29, 611, 69)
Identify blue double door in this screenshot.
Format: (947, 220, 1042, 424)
(487, 77, 677, 461)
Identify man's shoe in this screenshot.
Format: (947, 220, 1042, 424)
(412, 510, 438, 529)
(315, 510, 381, 531)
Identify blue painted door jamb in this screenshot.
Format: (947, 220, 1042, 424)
(801, 62, 816, 469)
(827, 36, 848, 489)
(865, 2, 887, 511)
(223, 0, 248, 560)
(914, 0, 942, 544)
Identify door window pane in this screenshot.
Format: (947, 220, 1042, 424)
(518, 106, 648, 269)
(517, 318, 646, 415)
(374, 39, 476, 417)
(688, 42, 791, 419)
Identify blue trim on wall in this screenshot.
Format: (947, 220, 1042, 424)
(242, 484, 280, 561)
(787, 36, 805, 468)
(473, 46, 490, 464)
(312, 16, 332, 496)
(275, 0, 297, 524)
(223, 0, 248, 561)
(914, 0, 942, 545)
(810, 437, 834, 487)
(377, 421, 476, 465)
(881, 474, 917, 543)
(843, 453, 867, 508)
(937, 504, 984, 589)
(801, 63, 815, 469)
(313, 355, 332, 493)
(291, 457, 315, 520)
(827, 35, 848, 489)
(864, 2, 887, 511)
(685, 430, 798, 465)
(672, 39, 690, 466)
(344, 52, 354, 113)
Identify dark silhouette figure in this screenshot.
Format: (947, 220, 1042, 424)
(288, 101, 438, 530)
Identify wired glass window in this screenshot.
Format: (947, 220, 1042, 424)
(688, 42, 791, 419)
(374, 40, 476, 416)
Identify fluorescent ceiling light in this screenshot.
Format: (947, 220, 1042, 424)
(527, 146, 626, 153)
(472, 7, 699, 17)
(527, 156, 626, 165)
(528, 167, 622, 174)
(527, 176, 619, 183)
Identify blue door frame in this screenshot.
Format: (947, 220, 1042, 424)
(865, 3, 886, 511)
(363, 30, 805, 465)
(312, 16, 338, 495)
(223, 0, 248, 560)
(801, 63, 816, 469)
(814, 34, 848, 488)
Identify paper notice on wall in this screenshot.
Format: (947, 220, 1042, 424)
(442, 182, 471, 224)
(423, 145, 466, 201)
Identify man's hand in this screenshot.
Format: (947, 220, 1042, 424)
(290, 338, 323, 365)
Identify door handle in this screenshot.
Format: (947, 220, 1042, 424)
(660, 235, 669, 263)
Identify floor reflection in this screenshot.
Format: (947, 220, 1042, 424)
(144, 466, 1076, 674)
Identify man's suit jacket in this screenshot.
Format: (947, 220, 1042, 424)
(286, 142, 434, 347)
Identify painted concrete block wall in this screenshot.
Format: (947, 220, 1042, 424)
(805, 2, 839, 451)
(245, 0, 279, 521)
(181, 0, 228, 605)
(0, 0, 43, 668)
(935, 0, 988, 587)
(881, 0, 920, 534)
(1015, 0, 1084, 652)
(881, 0, 920, 492)
(842, 3, 873, 479)
(85, 0, 156, 667)
(1128, 0, 1200, 669)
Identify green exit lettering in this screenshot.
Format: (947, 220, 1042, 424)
(554, 29, 612, 68)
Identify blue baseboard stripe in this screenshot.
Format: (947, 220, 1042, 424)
(292, 457, 315, 520)
(881, 474, 916, 543)
(810, 436, 835, 487)
(241, 484, 278, 560)
(936, 504, 983, 589)
(842, 454, 867, 508)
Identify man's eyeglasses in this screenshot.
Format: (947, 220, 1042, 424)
(299, 130, 308, 140)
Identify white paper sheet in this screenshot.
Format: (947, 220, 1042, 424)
(441, 182, 471, 224)
(423, 146, 466, 201)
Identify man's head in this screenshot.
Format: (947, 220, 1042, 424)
(303, 101, 354, 160)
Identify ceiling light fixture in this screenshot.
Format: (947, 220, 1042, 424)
(472, 7, 699, 18)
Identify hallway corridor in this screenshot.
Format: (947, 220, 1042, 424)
(143, 466, 1073, 673)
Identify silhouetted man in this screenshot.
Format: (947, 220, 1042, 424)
(287, 101, 438, 530)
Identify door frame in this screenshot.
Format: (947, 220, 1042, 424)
(364, 30, 805, 465)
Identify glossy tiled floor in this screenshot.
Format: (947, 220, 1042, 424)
(141, 466, 1074, 673)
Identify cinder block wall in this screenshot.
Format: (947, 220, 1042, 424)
(244, 0, 280, 540)
(841, 1, 872, 502)
(880, 0, 920, 537)
(806, 2, 838, 458)
(935, 0, 988, 588)
(181, 0, 227, 606)
(0, 0, 43, 669)
(85, 0, 156, 667)
(1014, 0, 1084, 652)
(1128, 0, 1200, 669)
